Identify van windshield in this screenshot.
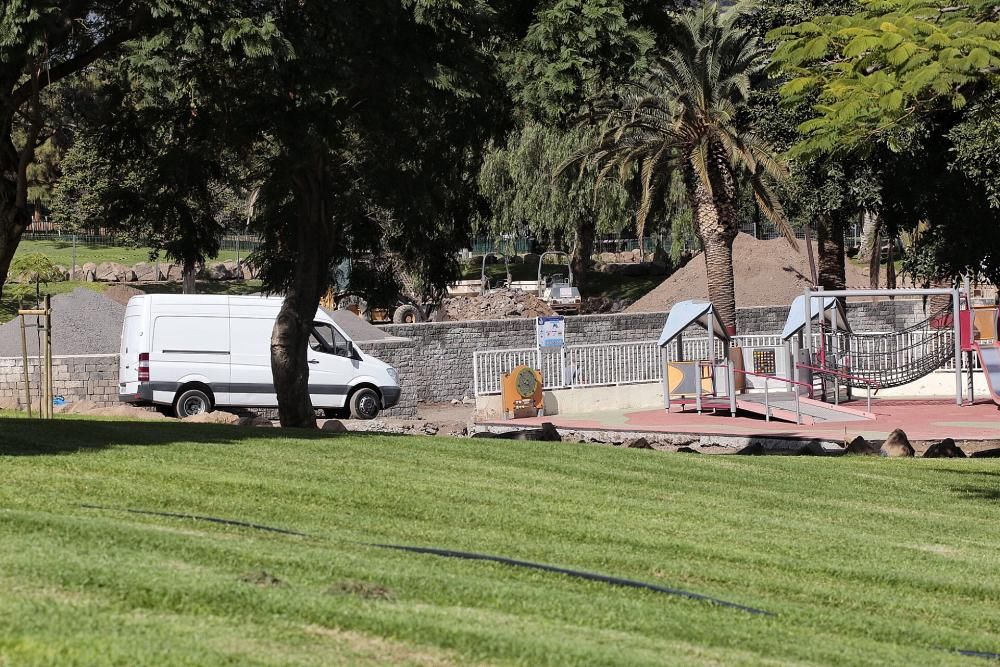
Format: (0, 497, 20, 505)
(310, 322, 352, 357)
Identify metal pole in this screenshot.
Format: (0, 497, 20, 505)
(803, 288, 812, 358)
(952, 287, 962, 406)
(19, 313, 31, 418)
(764, 380, 770, 422)
(696, 362, 702, 414)
(728, 362, 736, 417)
(795, 387, 801, 425)
(71, 234, 77, 280)
(662, 348, 670, 412)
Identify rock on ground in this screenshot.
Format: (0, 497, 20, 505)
(846, 435, 880, 455)
(923, 438, 967, 458)
(183, 410, 241, 424)
(880, 428, 915, 457)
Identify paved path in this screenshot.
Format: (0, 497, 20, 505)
(478, 398, 1000, 444)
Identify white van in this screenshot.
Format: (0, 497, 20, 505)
(118, 295, 400, 419)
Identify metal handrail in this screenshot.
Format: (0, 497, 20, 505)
(796, 362, 877, 413)
(731, 367, 812, 424)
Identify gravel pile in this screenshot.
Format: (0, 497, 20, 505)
(0, 288, 126, 357)
(442, 289, 555, 321)
(627, 233, 871, 313)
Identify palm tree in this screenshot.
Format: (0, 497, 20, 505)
(572, 3, 794, 333)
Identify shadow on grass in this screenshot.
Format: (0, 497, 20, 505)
(0, 416, 369, 456)
(952, 484, 1000, 502)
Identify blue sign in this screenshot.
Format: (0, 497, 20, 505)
(536, 316, 565, 348)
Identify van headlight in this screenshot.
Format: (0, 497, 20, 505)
(387, 367, 398, 382)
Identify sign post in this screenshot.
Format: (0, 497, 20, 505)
(536, 316, 566, 386)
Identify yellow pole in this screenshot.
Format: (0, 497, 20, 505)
(18, 312, 31, 418)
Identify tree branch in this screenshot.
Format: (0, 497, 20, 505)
(10, 10, 151, 110)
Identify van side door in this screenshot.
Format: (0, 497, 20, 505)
(228, 306, 279, 407)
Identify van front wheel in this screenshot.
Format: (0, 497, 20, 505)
(349, 388, 381, 420)
(175, 388, 213, 418)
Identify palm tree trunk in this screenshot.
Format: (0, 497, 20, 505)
(570, 216, 595, 293)
(856, 210, 878, 262)
(816, 212, 846, 291)
(689, 156, 739, 334)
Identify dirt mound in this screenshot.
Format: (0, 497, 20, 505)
(60, 399, 167, 420)
(627, 234, 870, 313)
(442, 289, 555, 321)
(104, 284, 146, 307)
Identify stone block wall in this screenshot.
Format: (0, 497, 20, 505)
(358, 338, 418, 417)
(0, 354, 120, 408)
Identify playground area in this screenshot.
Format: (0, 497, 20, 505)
(476, 286, 1000, 449)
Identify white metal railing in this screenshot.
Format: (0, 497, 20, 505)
(472, 331, 974, 397)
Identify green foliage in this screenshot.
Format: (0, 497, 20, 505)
(948, 92, 1000, 208)
(576, 3, 793, 242)
(505, 0, 661, 125)
(769, 0, 1000, 155)
(478, 123, 633, 245)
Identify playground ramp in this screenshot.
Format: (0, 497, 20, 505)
(975, 343, 1000, 406)
(702, 391, 874, 425)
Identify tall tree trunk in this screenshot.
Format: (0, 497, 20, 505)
(689, 163, 739, 334)
(182, 259, 197, 294)
(0, 119, 30, 296)
(803, 223, 818, 286)
(270, 160, 338, 428)
(816, 212, 846, 291)
(571, 216, 595, 293)
(886, 235, 897, 289)
(856, 210, 879, 262)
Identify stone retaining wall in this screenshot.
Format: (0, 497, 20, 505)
(0, 354, 119, 408)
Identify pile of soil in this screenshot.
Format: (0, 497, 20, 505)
(0, 288, 126, 357)
(103, 284, 146, 307)
(441, 289, 555, 321)
(628, 234, 871, 313)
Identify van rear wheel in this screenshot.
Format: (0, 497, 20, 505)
(349, 388, 381, 420)
(174, 388, 213, 418)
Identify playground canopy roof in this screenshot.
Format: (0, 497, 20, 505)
(658, 299, 730, 347)
(781, 295, 851, 341)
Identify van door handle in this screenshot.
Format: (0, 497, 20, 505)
(308, 359, 319, 364)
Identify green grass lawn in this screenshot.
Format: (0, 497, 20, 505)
(2, 415, 1000, 666)
(14, 238, 248, 268)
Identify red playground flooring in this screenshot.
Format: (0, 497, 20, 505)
(479, 399, 1000, 444)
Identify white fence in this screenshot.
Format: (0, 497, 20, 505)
(472, 331, 974, 397)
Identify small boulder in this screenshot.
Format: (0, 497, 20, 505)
(238, 415, 273, 427)
(321, 419, 348, 433)
(736, 442, 765, 456)
(923, 438, 967, 458)
(675, 446, 700, 454)
(184, 410, 240, 424)
(880, 429, 915, 458)
(846, 435, 879, 455)
(498, 422, 561, 442)
(222, 260, 243, 279)
(797, 441, 828, 456)
(623, 437, 652, 449)
(95, 261, 128, 282)
(971, 448, 1000, 458)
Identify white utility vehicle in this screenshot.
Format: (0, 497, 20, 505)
(118, 295, 400, 419)
(537, 250, 582, 314)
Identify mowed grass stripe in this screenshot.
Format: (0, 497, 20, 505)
(1, 414, 999, 665)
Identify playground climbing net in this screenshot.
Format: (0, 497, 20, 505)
(820, 304, 955, 389)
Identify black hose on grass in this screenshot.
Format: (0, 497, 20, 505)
(79, 504, 312, 537)
(79, 504, 772, 616)
(365, 542, 775, 616)
(954, 649, 1000, 661)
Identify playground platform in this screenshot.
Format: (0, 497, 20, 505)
(475, 398, 1000, 448)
